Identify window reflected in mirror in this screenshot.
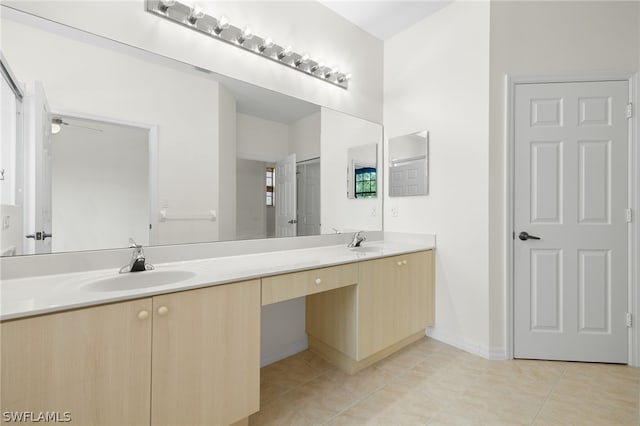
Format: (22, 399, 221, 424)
(347, 143, 378, 199)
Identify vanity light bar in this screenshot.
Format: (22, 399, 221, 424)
(145, 0, 351, 89)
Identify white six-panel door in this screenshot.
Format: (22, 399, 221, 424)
(24, 81, 53, 255)
(275, 153, 297, 237)
(514, 80, 629, 363)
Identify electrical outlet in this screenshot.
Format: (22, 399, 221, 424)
(160, 199, 169, 209)
(371, 207, 376, 217)
(391, 207, 399, 217)
(2, 215, 10, 230)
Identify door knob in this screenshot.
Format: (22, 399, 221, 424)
(518, 232, 541, 241)
(25, 231, 52, 240)
(157, 306, 169, 316)
(287, 219, 298, 224)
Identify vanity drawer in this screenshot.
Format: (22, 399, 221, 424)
(261, 263, 358, 305)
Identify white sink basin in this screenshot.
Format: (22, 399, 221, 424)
(84, 270, 197, 292)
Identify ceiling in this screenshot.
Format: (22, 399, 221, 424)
(318, 1, 451, 40)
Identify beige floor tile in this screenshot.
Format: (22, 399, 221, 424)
(249, 395, 312, 426)
(323, 365, 394, 397)
(253, 338, 640, 426)
(534, 397, 638, 426)
(330, 381, 439, 426)
(299, 350, 337, 374)
(373, 350, 429, 376)
(260, 355, 326, 400)
(286, 374, 372, 424)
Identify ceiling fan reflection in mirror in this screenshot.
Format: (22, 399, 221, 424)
(51, 117, 103, 135)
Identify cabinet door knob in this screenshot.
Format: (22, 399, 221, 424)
(157, 306, 169, 316)
(397, 261, 403, 266)
(402, 260, 408, 265)
(137, 310, 149, 320)
(315, 278, 322, 285)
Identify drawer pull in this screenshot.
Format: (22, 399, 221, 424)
(157, 306, 169, 316)
(397, 261, 403, 266)
(137, 310, 149, 320)
(402, 260, 408, 265)
(315, 278, 322, 285)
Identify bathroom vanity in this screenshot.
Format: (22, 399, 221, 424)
(0, 239, 434, 426)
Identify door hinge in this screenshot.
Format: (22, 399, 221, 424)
(626, 312, 632, 328)
(627, 103, 633, 119)
(626, 208, 633, 223)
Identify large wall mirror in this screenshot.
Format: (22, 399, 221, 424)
(0, 6, 383, 257)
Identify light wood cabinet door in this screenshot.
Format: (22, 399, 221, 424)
(0, 299, 153, 426)
(357, 255, 404, 359)
(402, 250, 435, 335)
(151, 280, 260, 426)
(357, 251, 434, 360)
(416, 250, 435, 329)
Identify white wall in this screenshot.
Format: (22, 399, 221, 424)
(488, 0, 640, 355)
(52, 122, 149, 252)
(384, 1, 492, 355)
(236, 159, 267, 240)
(236, 113, 289, 162)
(2, 18, 222, 246)
(321, 108, 383, 233)
(289, 112, 321, 162)
(260, 298, 308, 366)
(5, 1, 383, 123)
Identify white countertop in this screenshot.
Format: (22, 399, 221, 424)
(1, 239, 435, 321)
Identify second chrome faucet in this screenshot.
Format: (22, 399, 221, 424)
(347, 231, 366, 248)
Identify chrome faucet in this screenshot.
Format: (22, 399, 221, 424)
(347, 231, 366, 248)
(119, 238, 154, 273)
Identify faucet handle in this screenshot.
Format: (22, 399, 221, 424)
(128, 238, 142, 249)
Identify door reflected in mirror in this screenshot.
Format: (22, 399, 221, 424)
(389, 131, 429, 197)
(347, 143, 378, 199)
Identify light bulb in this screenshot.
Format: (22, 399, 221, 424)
(158, 0, 176, 13)
(51, 118, 63, 135)
(258, 36, 274, 52)
(337, 72, 352, 83)
(212, 15, 230, 35)
(295, 52, 311, 67)
(325, 66, 338, 79)
(187, 4, 205, 25)
(277, 45, 293, 60)
(310, 60, 325, 73)
(237, 27, 254, 45)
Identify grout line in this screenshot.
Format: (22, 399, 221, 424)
(319, 380, 388, 426)
(529, 362, 568, 425)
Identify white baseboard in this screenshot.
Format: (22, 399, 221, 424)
(425, 327, 507, 360)
(260, 336, 309, 367)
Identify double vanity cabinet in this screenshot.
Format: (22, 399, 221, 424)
(1, 248, 434, 426)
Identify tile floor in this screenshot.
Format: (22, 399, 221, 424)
(250, 337, 640, 425)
